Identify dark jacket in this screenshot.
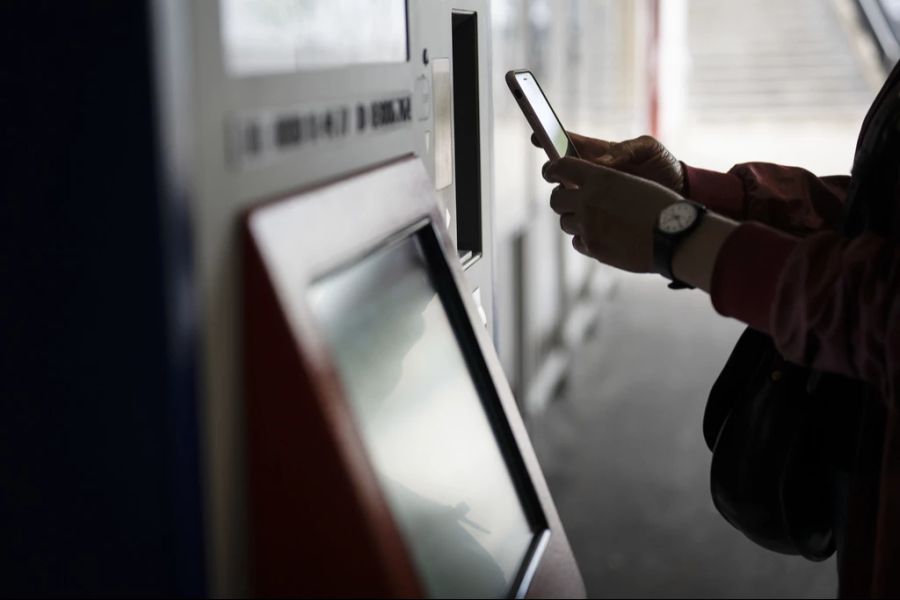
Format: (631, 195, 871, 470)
(683, 60, 900, 598)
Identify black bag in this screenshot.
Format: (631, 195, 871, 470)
(703, 329, 856, 560)
(703, 75, 900, 561)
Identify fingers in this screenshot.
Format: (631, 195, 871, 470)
(544, 157, 595, 187)
(572, 235, 589, 256)
(550, 186, 584, 242)
(533, 132, 661, 176)
(549, 186, 579, 214)
(559, 213, 580, 235)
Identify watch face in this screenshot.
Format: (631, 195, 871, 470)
(658, 202, 699, 234)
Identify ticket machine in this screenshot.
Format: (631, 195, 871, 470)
(5, 1, 584, 597)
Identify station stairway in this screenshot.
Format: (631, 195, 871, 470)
(686, 0, 878, 123)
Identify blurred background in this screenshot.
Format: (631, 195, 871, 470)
(492, 0, 890, 597)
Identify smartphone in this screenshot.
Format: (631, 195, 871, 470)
(505, 69, 579, 160)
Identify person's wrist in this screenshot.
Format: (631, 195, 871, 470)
(670, 212, 738, 292)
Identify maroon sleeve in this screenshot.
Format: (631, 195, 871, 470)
(683, 162, 850, 236)
(711, 221, 900, 406)
(710, 222, 798, 332)
(771, 231, 900, 403)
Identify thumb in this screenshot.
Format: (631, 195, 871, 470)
(599, 137, 658, 168)
(568, 131, 612, 157)
(544, 157, 595, 187)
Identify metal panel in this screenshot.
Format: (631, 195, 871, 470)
(161, 1, 498, 593)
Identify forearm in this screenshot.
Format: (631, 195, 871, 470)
(683, 163, 848, 236)
(670, 212, 739, 292)
(677, 216, 900, 402)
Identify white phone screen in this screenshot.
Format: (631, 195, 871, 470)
(515, 72, 569, 158)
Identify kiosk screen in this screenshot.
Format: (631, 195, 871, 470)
(309, 231, 535, 598)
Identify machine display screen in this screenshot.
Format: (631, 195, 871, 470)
(308, 231, 536, 598)
(220, 0, 408, 76)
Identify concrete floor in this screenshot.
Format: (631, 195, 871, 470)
(529, 273, 838, 598)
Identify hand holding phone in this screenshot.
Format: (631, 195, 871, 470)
(505, 69, 579, 161)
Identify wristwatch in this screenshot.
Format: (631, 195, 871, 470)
(653, 200, 707, 289)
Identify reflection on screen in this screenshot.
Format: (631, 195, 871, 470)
(516, 73, 570, 158)
(309, 235, 534, 599)
(221, 0, 407, 76)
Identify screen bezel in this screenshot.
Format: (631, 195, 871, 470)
(309, 220, 550, 598)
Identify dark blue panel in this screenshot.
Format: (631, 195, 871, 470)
(0, 2, 206, 596)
